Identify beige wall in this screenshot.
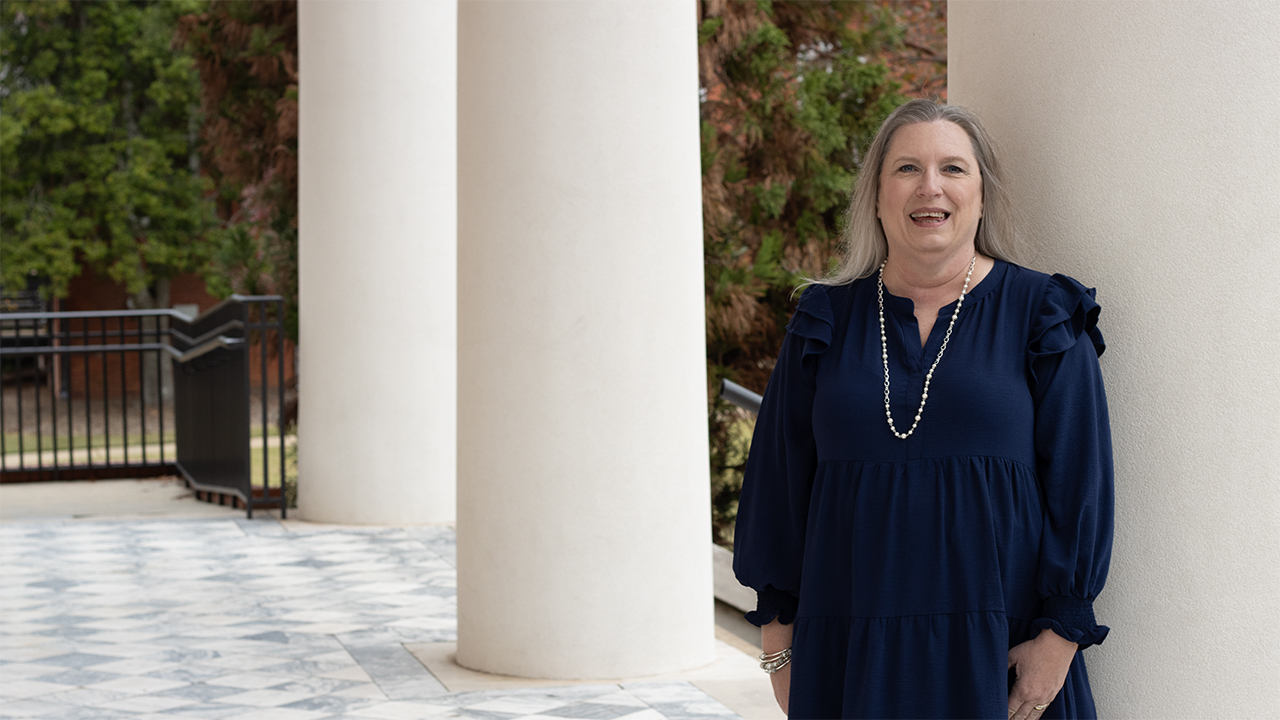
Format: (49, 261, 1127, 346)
(950, 2, 1280, 716)
(297, 1, 457, 524)
(455, 0, 715, 679)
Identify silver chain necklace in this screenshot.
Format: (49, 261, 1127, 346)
(877, 255, 976, 440)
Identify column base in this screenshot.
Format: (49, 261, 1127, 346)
(407, 635, 782, 720)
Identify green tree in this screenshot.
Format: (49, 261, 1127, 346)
(0, 0, 216, 306)
(699, 1, 907, 546)
(176, 0, 297, 342)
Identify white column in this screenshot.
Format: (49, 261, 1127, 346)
(297, 1, 456, 524)
(456, 1, 714, 679)
(950, 2, 1280, 715)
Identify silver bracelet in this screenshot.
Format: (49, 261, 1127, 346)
(759, 647, 792, 674)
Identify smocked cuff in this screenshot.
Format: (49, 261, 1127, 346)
(744, 585, 798, 627)
(1033, 596, 1110, 649)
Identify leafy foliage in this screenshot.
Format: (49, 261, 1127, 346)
(177, 0, 297, 341)
(700, 1, 919, 547)
(862, 1, 947, 100)
(0, 0, 217, 298)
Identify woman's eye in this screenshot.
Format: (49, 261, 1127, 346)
(944, 165, 966, 174)
(897, 164, 918, 173)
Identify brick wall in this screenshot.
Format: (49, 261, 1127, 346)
(57, 267, 295, 397)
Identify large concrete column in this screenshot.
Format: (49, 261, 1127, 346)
(297, 2, 456, 524)
(457, 1, 714, 679)
(950, 3, 1280, 715)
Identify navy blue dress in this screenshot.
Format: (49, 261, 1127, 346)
(733, 260, 1113, 720)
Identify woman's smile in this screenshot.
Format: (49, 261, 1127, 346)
(909, 206, 952, 227)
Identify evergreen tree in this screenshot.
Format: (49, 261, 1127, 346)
(699, 1, 908, 546)
(0, 0, 216, 302)
(176, 0, 297, 342)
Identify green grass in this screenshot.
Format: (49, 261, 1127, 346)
(2, 431, 176, 455)
(3, 426, 299, 508)
(4, 425, 285, 455)
(249, 424, 286, 439)
(249, 443, 296, 488)
(251, 439, 298, 508)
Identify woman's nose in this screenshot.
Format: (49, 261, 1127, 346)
(916, 169, 943, 197)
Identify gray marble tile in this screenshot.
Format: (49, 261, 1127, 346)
(141, 647, 225, 663)
(258, 658, 360, 679)
(26, 652, 118, 668)
(456, 710, 521, 720)
(200, 573, 272, 583)
(144, 664, 235, 683)
(271, 676, 364, 695)
(0, 699, 79, 719)
(26, 579, 79, 590)
(151, 683, 248, 702)
(31, 668, 123, 685)
(545, 703, 651, 719)
(281, 559, 345, 569)
(343, 645, 447, 699)
(0, 521, 742, 720)
(29, 705, 136, 719)
(621, 683, 739, 720)
(280, 694, 378, 714)
(152, 701, 253, 719)
(241, 631, 291, 643)
(31, 626, 100, 639)
(24, 615, 96, 627)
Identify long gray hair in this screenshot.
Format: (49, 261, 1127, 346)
(811, 100, 1022, 286)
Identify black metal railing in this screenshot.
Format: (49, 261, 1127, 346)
(719, 378, 763, 415)
(0, 295, 289, 518)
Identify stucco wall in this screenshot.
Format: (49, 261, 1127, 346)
(950, 2, 1280, 716)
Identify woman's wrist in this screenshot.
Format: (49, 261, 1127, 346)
(1035, 626, 1079, 652)
(761, 617, 793, 651)
(760, 617, 794, 673)
(760, 647, 792, 674)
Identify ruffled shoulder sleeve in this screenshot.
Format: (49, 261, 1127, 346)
(1028, 274, 1105, 394)
(784, 284, 836, 380)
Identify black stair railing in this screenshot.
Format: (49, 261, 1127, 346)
(0, 295, 288, 518)
(719, 378, 762, 415)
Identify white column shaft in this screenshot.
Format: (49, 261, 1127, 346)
(297, 1, 457, 525)
(456, 0, 714, 679)
(950, 2, 1280, 714)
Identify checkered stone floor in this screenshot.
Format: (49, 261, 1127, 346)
(0, 519, 742, 720)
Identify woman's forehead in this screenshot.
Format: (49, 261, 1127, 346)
(887, 121, 976, 160)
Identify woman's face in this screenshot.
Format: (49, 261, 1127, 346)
(876, 120, 984, 260)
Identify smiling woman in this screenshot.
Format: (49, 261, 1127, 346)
(733, 100, 1114, 720)
(878, 122, 984, 264)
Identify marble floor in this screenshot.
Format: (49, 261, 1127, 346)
(0, 517, 748, 720)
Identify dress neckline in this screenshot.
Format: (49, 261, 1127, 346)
(880, 258, 1008, 317)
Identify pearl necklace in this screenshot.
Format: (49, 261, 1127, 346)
(877, 256, 976, 440)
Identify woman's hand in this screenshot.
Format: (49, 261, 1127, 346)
(1007, 628, 1078, 720)
(762, 618, 793, 715)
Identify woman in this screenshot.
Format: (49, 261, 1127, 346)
(733, 100, 1113, 720)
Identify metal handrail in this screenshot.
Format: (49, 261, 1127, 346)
(0, 293, 278, 324)
(170, 321, 245, 348)
(0, 337, 245, 362)
(719, 378, 762, 415)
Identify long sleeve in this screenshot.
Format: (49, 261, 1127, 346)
(733, 285, 833, 627)
(1027, 274, 1114, 648)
